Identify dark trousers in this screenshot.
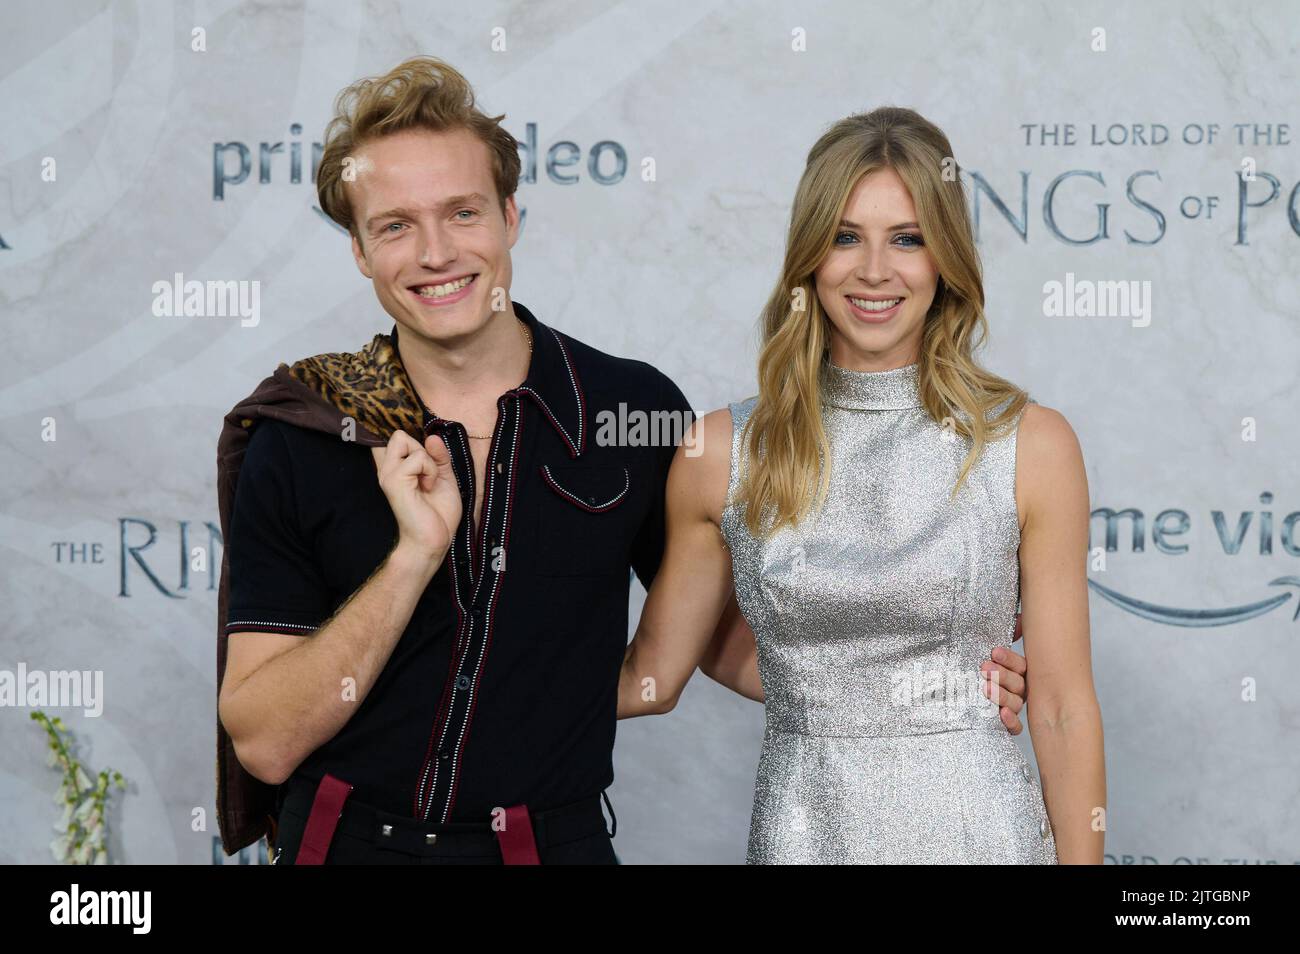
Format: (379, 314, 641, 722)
(271, 775, 619, 865)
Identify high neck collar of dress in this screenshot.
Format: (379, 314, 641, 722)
(819, 358, 923, 411)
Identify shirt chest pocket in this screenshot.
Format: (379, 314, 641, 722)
(535, 464, 637, 577)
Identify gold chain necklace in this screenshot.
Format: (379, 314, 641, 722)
(462, 317, 531, 439)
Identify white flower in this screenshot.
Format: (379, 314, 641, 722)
(50, 835, 71, 863)
(74, 797, 96, 821)
(74, 767, 92, 791)
(53, 782, 68, 806)
(55, 802, 73, 832)
(93, 849, 107, 865)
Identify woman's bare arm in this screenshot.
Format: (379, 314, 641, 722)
(1017, 403, 1106, 864)
(619, 409, 738, 717)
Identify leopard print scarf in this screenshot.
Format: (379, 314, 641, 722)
(285, 330, 426, 442)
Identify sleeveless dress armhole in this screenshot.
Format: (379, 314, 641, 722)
(720, 397, 759, 549)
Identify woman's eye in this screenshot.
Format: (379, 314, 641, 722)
(834, 231, 923, 247)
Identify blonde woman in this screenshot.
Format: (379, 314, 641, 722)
(619, 107, 1104, 864)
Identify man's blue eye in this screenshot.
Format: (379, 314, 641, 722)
(385, 222, 404, 233)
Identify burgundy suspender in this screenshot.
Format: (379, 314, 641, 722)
(294, 774, 353, 865)
(495, 804, 541, 865)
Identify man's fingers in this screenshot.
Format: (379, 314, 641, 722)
(980, 666, 1024, 713)
(374, 431, 430, 480)
(414, 445, 438, 483)
(388, 429, 420, 454)
(424, 435, 455, 478)
(992, 645, 1028, 676)
(980, 659, 1025, 697)
(392, 445, 434, 482)
(989, 682, 1023, 714)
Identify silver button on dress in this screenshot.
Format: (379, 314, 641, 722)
(721, 359, 1058, 864)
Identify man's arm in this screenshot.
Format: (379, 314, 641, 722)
(619, 410, 736, 717)
(697, 590, 764, 703)
(219, 542, 436, 784)
(219, 426, 461, 785)
(626, 374, 766, 704)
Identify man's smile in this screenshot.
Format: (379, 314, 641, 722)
(408, 273, 478, 305)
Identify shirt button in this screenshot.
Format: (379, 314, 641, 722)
(1040, 816, 1051, 839)
(588, 496, 597, 505)
(438, 748, 450, 762)
(1021, 764, 1033, 782)
(455, 674, 471, 690)
(496, 462, 503, 474)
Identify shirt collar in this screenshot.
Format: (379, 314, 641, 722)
(389, 300, 588, 458)
(819, 357, 924, 411)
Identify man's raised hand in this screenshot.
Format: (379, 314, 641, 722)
(370, 431, 463, 563)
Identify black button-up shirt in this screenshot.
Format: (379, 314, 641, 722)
(225, 302, 694, 822)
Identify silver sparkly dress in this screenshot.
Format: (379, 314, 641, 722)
(720, 360, 1058, 864)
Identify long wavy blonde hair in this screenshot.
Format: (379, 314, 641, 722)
(734, 106, 1028, 539)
